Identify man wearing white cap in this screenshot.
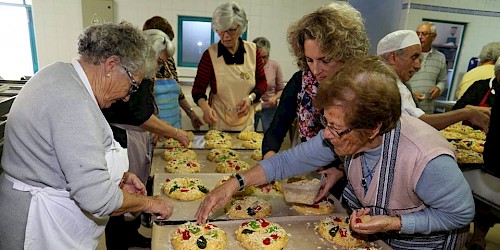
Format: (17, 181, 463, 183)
(378, 30, 490, 132)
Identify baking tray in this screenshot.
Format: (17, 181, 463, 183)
(151, 215, 391, 250)
(155, 131, 261, 150)
(152, 173, 346, 221)
(151, 149, 260, 176)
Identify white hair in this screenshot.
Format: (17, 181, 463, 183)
(142, 29, 175, 59)
(212, 2, 247, 34)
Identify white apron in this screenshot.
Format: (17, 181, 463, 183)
(6, 140, 128, 250)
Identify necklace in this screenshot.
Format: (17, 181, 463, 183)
(361, 154, 379, 188)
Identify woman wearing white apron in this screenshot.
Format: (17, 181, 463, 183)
(192, 2, 267, 131)
(0, 23, 173, 249)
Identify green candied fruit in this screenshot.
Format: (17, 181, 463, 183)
(196, 236, 207, 249)
(242, 229, 255, 234)
(249, 221, 260, 229)
(189, 226, 201, 234)
(198, 185, 209, 193)
(267, 226, 278, 233)
(329, 225, 339, 237)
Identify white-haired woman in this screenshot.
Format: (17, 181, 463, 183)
(192, 1, 267, 131)
(102, 28, 189, 249)
(143, 16, 203, 130)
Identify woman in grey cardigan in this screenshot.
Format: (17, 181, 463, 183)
(0, 22, 173, 249)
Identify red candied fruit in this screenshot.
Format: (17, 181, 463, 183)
(166, 178, 171, 182)
(235, 205, 242, 210)
(182, 230, 190, 240)
(271, 234, 279, 240)
(263, 238, 271, 245)
(333, 217, 342, 222)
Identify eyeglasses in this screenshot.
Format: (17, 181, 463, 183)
(217, 25, 239, 36)
(416, 31, 434, 37)
(319, 115, 353, 139)
(122, 66, 140, 95)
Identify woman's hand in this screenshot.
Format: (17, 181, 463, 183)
(315, 167, 344, 202)
(120, 172, 146, 196)
(145, 196, 174, 220)
(263, 151, 276, 160)
(350, 208, 402, 234)
(266, 96, 279, 106)
(174, 129, 191, 147)
(202, 106, 218, 125)
(237, 97, 252, 117)
(196, 178, 239, 223)
(188, 110, 204, 130)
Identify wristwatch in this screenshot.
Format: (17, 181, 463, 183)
(233, 173, 245, 191)
(248, 94, 254, 104)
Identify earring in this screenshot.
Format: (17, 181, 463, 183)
(106, 73, 111, 77)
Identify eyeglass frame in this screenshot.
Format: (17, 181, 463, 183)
(216, 25, 240, 36)
(416, 31, 435, 37)
(319, 115, 353, 139)
(122, 66, 140, 95)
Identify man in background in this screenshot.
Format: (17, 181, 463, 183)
(407, 22, 447, 114)
(457, 42, 500, 99)
(377, 30, 490, 131)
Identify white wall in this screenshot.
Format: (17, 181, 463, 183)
(349, 0, 404, 55)
(31, 0, 331, 82)
(403, 0, 500, 100)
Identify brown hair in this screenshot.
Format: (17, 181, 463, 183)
(143, 16, 174, 40)
(287, 2, 369, 70)
(314, 56, 401, 135)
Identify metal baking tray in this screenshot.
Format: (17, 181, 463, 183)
(152, 173, 345, 222)
(151, 215, 391, 250)
(151, 149, 260, 176)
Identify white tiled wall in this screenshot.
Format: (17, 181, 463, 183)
(31, 0, 331, 83)
(30, 0, 500, 100)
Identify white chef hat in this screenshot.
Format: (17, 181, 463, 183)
(377, 30, 420, 55)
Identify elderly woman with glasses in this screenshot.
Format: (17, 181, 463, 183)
(197, 57, 474, 249)
(192, 1, 267, 131)
(0, 23, 173, 249)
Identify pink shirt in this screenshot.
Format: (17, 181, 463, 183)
(261, 59, 286, 109)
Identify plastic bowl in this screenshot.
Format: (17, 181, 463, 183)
(281, 172, 325, 205)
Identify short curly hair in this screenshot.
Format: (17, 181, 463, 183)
(314, 56, 401, 135)
(78, 22, 155, 77)
(287, 2, 369, 70)
(479, 42, 500, 63)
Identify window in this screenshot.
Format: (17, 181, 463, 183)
(0, 0, 37, 80)
(177, 16, 247, 67)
